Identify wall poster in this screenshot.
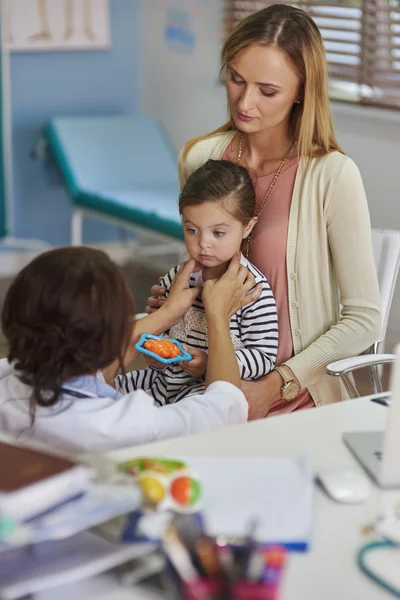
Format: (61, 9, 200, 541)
(5, 0, 111, 52)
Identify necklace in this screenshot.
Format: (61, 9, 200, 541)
(236, 133, 297, 257)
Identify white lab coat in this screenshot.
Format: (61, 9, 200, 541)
(0, 359, 248, 455)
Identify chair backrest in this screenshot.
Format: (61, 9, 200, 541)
(371, 229, 400, 345)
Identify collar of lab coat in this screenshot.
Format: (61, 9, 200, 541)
(62, 371, 119, 399)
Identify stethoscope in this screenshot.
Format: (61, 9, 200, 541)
(48, 387, 93, 400)
(13, 375, 119, 416)
(17, 374, 94, 400)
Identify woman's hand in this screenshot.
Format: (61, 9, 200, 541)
(203, 253, 261, 317)
(179, 346, 207, 377)
(146, 280, 166, 314)
(241, 371, 283, 420)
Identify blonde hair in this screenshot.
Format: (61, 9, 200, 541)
(183, 4, 343, 161)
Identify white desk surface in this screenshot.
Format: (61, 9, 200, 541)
(45, 399, 400, 599)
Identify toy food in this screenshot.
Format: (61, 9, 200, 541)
(117, 456, 201, 513)
(143, 338, 181, 359)
(118, 457, 186, 478)
(170, 475, 201, 507)
(135, 334, 192, 364)
(137, 476, 166, 505)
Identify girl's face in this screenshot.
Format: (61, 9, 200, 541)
(182, 199, 256, 268)
(226, 44, 301, 135)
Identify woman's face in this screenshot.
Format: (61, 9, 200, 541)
(226, 44, 301, 135)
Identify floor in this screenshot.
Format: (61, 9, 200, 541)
(0, 257, 391, 395)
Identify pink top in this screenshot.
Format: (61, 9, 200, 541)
(222, 143, 314, 414)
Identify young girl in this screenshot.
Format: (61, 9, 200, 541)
(117, 160, 278, 404)
(0, 246, 257, 455)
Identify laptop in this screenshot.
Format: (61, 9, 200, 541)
(342, 344, 400, 488)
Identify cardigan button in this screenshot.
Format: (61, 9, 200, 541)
(317, 401, 323, 407)
(290, 272, 297, 280)
(295, 328, 302, 336)
(292, 300, 299, 309)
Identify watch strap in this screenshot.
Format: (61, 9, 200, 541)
(275, 365, 298, 386)
(275, 365, 301, 401)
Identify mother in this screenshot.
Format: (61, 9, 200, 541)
(148, 4, 380, 419)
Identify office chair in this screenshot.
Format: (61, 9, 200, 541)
(327, 229, 400, 397)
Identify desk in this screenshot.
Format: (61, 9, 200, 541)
(46, 399, 400, 599)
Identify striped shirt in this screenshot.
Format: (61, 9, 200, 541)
(116, 255, 278, 405)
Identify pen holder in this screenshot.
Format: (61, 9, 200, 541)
(184, 578, 281, 600)
(163, 527, 287, 600)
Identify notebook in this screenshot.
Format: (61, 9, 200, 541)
(181, 455, 313, 552)
(0, 441, 94, 522)
(0, 530, 154, 600)
(0, 483, 143, 551)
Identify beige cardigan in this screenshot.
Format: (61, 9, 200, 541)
(178, 131, 381, 406)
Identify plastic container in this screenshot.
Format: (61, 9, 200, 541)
(135, 334, 192, 364)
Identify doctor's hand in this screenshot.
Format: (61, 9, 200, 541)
(203, 253, 261, 318)
(145, 258, 201, 315)
(241, 371, 284, 420)
(158, 259, 201, 327)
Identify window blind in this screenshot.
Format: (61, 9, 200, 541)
(224, 0, 400, 109)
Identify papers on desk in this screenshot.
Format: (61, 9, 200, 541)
(181, 456, 314, 551)
(0, 484, 142, 552)
(0, 530, 154, 600)
(0, 443, 146, 600)
(97, 455, 314, 551)
(0, 441, 94, 523)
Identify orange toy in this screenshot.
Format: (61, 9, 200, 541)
(144, 338, 181, 359)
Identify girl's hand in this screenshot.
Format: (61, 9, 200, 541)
(144, 354, 165, 370)
(179, 345, 207, 377)
(203, 253, 261, 318)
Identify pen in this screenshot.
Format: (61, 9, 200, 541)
(260, 547, 287, 585)
(161, 525, 199, 584)
(246, 550, 265, 582)
(232, 518, 258, 581)
(195, 536, 222, 579)
(216, 539, 235, 600)
(173, 514, 206, 575)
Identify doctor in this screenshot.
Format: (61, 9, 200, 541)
(0, 247, 258, 455)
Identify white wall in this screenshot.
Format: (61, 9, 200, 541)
(139, 0, 226, 150)
(140, 0, 400, 350)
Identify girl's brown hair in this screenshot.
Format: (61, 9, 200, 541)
(183, 4, 343, 161)
(1, 246, 135, 419)
(179, 159, 256, 225)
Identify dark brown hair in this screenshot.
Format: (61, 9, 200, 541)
(1, 246, 135, 419)
(179, 159, 256, 225)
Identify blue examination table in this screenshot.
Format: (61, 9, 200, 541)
(44, 115, 183, 245)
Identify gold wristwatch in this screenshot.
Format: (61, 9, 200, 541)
(275, 365, 301, 401)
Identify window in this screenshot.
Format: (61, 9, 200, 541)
(224, 0, 400, 109)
